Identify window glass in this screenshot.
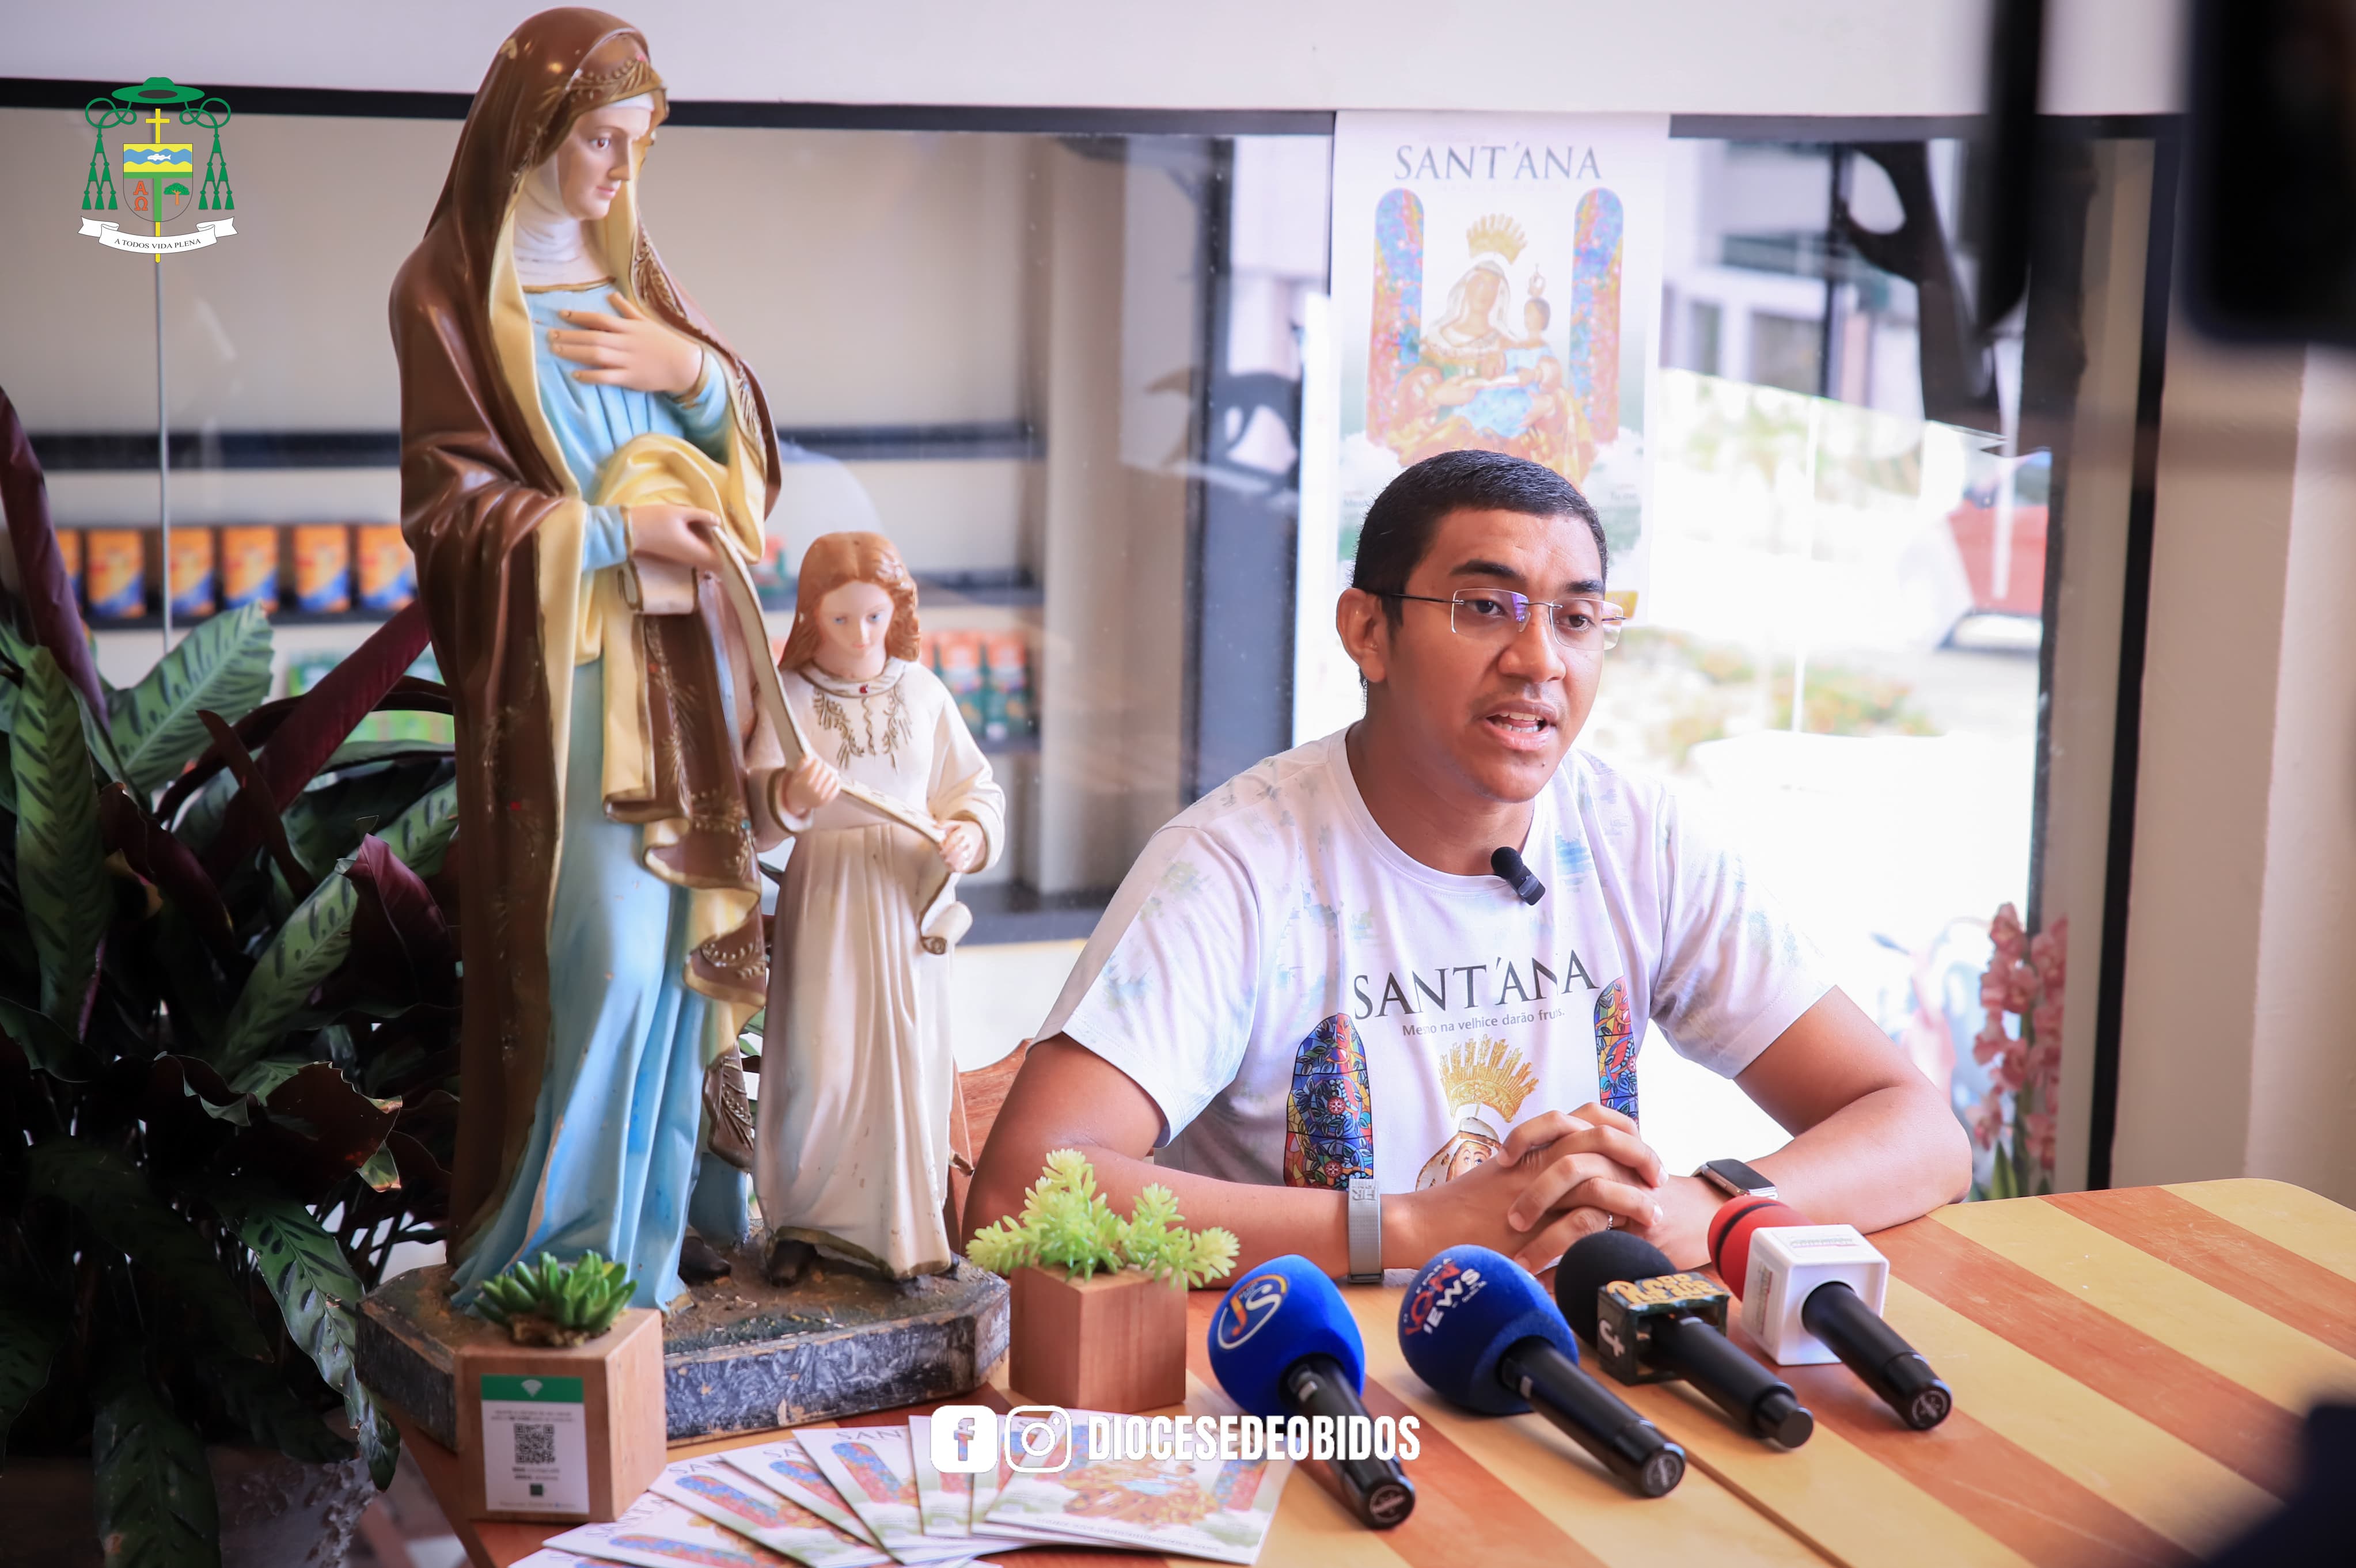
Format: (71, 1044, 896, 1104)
(1, 111, 1329, 969)
(1592, 136, 2143, 1195)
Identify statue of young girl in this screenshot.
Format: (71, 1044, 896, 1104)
(394, 9, 789, 1310)
(758, 533, 1005, 1283)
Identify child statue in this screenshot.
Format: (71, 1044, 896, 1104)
(757, 533, 1005, 1284)
(393, 8, 791, 1310)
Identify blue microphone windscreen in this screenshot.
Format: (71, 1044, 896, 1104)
(1397, 1246, 1579, 1415)
(1206, 1255, 1367, 1418)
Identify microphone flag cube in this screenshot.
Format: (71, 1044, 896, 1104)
(1593, 1271, 1731, 1386)
(1740, 1224, 1888, 1365)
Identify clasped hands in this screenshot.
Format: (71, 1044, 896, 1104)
(776, 757, 984, 872)
(1401, 1102, 1719, 1273)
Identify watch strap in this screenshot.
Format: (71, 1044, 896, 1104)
(1346, 1174, 1383, 1283)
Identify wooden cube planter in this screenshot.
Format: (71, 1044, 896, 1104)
(453, 1306, 665, 1524)
(1008, 1267, 1188, 1413)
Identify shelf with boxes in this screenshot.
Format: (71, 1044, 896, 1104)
(59, 519, 416, 625)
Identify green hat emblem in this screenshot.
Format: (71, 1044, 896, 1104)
(111, 76, 204, 106)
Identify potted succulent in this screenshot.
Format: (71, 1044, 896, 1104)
(967, 1149, 1237, 1412)
(0, 392, 463, 1566)
(471, 1251, 636, 1349)
(457, 1252, 665, 1524)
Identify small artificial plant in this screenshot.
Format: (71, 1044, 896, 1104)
(469, 1251, 636, 1347)
(968, 1149, 1238, 1288)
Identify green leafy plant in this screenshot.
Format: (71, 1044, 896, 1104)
(471, 1251, 635, 1346)
(0, 390, 464, 1562)
(968, 1149, 1239, 1288)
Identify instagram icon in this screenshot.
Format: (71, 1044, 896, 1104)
(1006, 1406, 1075, 1472)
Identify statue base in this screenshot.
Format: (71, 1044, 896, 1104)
(358, 1247, 1009, 1448)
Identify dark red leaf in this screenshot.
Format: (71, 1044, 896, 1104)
(97, 783, 237, 962)
(385, 1130, 450, 1220)
(196, 710, 317, 897)
(391, 1086, 457, 1140)
(228, 1061, 397, 1204)
(0, 387, 106, 714)
(139, 1054, 249, 1174)
(310, 834, 458, 1016)
(422, 855, 461, 926)
(192, 605, 431, 877)
(155, 674, 453, 825)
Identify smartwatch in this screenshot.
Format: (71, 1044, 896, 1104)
(1695, 1158, 1779, 1201)
(1346, 1174, 1383, 1284)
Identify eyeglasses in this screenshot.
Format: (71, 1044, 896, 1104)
(1380, 589, 1626, 652)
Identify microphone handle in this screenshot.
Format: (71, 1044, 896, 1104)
(1800, 1281, 1953, 1430)
(1652, 1314, 1814, 1447)
(1497, 1339, 1686, 1498)
(1283, 1355, 1416, 1528)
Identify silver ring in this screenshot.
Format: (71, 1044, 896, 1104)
(1603, 1213, 1618, 1230)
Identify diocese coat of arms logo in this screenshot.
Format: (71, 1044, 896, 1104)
(79, 76, 237, 256)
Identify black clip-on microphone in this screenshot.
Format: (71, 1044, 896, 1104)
(1491, 846, 1546, 905)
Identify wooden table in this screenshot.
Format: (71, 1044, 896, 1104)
(400, 1179, 2356, 1568)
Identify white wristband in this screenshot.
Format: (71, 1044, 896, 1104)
(1346, 1174, 1382, 1284)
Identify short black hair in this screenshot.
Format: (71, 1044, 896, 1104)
(1352, 449, 1607, 616)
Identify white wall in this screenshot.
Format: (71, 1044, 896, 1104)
(9, 0, 2183, 116)
(0, 108, 1038, 572)
(2112, 328, 2356, 1208)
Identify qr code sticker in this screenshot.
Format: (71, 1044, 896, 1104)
(515, 1422, 556, 1466)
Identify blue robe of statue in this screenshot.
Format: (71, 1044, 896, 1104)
(447, 282, 748, 1310)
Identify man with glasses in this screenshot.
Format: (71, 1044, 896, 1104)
(970, 450, 1969, 1278)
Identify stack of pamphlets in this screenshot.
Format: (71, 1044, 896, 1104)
(515, 1398, 1292, 1568)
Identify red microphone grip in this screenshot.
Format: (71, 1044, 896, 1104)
(1706, 1194, 1807, 1297)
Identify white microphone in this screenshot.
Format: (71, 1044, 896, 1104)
(1708, 1197, 1953, 1431)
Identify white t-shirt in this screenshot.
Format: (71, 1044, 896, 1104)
(1037, 730, 1832, 1195)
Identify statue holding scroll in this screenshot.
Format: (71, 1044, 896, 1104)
(395, 7, 795, 1310)
(757, 533, 1003, 1285)
(396, 9, 999, 1313)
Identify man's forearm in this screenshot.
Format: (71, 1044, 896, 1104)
(1749, 1079, 1971, 1234)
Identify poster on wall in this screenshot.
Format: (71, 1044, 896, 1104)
(1297, 113, 1668, 741)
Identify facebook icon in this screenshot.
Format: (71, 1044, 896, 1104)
(931, 1405, 999, 1474)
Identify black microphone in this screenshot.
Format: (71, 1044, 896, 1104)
(1399, 1247, 1686, 1498)
(1557, 1231, 1815, 1448)
(1490, 846, 1545, 904)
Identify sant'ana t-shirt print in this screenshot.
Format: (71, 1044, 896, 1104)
(1038, 730, 1832, 1197)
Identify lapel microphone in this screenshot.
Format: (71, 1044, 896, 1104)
(1491, 847, 1545, 904)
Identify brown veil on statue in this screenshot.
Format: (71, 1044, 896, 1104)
(392, 7, 791, 1309)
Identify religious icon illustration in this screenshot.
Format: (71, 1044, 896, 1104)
(1415, 1036, 1541, 1189)
(1367, 195, 1623, 484)
(754, 530, 1004, 1285)
(1061, 1456, 1265, 1527)
(78, 75, 237, 255)
(1282, 1013, 1376, 1188)
(671, 1474, 787, 1528)
(1595, 978, 1639, 1121)
(832, 1441, 913, 1507)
